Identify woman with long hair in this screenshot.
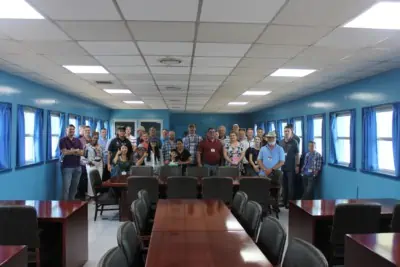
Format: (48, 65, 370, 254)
(112, 144, 132, 175)
(223, 131, 245, 173)
(85, 132, 103, 197)
(248, 136, 262, 176)
(145, 137, 163, 174)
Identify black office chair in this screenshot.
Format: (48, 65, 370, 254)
(167, 176, 198, 199)
(186, 166, 209, 177)
(130, 199, 151, 239)
(97, 247, 129, 267)
(130, 166, 154, 177)
(329, 203, 381, 266)
(202, 177, 233, 205)
(0, 206, 41, 267)
(231, 191, 248, 220)
(159, 166, 182, 181)
(217, 166, 239, 177)
(257, 216, 287, 266)
(283, 238, 328, 267)
(89, 169, 119, 221)
(127, 176, 159, 210)
(241, 200, 263, 240)
(138, 190, 154, 221)
(116, 222, 145, 267)
(391, 204, 400, 232)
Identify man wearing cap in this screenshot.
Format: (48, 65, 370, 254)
(107, 126, 133, 176)
(197, 128, 223, 175)
(136, 126, 145, 146)
(183, 124, 203, 166)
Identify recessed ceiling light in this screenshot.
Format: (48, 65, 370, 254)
(343, 2, 400, 30)
(270, 68, 316, 77)
(0, 0, 44, 19)
(123, 100, 144, 104)
(228, 102, 248, 106)
(158, 57, 182, 65)
(63, 65, 109, 74)
(243, 91, 271, 96)
(103, 89, 132, 94)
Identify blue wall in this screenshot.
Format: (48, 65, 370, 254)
(0, 71, 111, 200)
(251, 68, 400, 199)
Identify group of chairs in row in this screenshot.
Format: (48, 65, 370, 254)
(98, 189, 329, 267)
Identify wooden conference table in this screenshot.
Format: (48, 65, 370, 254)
(0, 201, 88, 267)
(289, 198, 399, 258)
(146, 199, 276, 267)
(345, 233, 400, 267)
(0, 246, 27, 267)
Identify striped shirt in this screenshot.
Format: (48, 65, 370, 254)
(183, 134, 203, 164)
(162, 140, 177, 162)
(302, 151, 323, 175)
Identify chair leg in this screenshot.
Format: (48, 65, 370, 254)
(94, 205, 98, 221)
(36, 248, 41, 267)
(100, 205, 104, 215)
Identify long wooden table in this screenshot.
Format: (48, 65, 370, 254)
(0, 201, 88, 267)
(289, 199, 399, 258)
(0, 246, 27, 267)
(146, 199, 275, 267)
(345, 233, 400, 267)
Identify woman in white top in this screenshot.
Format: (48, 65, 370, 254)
(145, 137, 163, 174)
(223, 131, 246, 173)
(85, 133, 103, 197)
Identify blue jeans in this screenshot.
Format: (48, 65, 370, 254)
(62, 167, 82, 200)
(204, 164, 218, 176)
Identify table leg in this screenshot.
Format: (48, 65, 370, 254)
(119, 190, 131, 221)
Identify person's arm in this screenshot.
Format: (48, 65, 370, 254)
(223, 147, 232, 164)
(238, 145, 246, 162)
(196, 142, 203, 166)
(113, 150, 120, 164)
(136, 153, 147, 166)
(249, 152, 256, 169)
(301, 153, 308, 174)
(273, 147, 285, 170)
(314, 153, 322, 176)
(295, 143, 300, 173)
(76, 140, 84, 156)
(257, 148, 267, 172)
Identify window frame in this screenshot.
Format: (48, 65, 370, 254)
(312, 114, 324, 160)
(335, 111, 351, 166)
(293, 117, 304, 155)
(23, 107, 36, 165)
(68, 114, 78, 128)
(278, 119, 288, 139)
(49, 111, 61, 160)
(374, 105, 394, 175)
(267, 120, 276, 132)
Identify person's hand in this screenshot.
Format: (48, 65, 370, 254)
(178, 160, 183, 164)
(164, 160, 169, 165)
(143, 152, 148, 157)
(265, 168, 272, 176)
(314, 170, 319, 176)
(88, 161, 94, 167)
(107, 164, 112, 172)
(253, 165, 260, 172)
(117, 150, 122, 156)
(198, 163, 203, 167)
(295, 166, 300, 174)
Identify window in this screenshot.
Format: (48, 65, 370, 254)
(24, 110, 35, 164)
(278, 120, 287, 139)
(85, 118, 90, 126)
(294, 118, 303, 155)
(313, 116, 323, 156)
(50, 113, 61, 159)
(0, 103, 11, 170)
(96, 120, 101, 132)
(376, 108, 394, 172)
(267, 121, 276, 132)
(335, 113, 351, 165)
(69, 115, 77, 128)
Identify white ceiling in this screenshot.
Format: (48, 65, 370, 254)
(0, 0, 400, 112)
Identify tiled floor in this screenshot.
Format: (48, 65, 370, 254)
(83, 202, 289, 267)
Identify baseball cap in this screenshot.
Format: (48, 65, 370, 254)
(265, 131, 277, 138)
(137, 126, 145, 131)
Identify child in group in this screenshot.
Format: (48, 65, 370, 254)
(169, 149, 179, 166)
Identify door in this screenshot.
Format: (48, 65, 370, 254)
(139, 120, 163, 138)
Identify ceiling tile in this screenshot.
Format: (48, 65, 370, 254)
(315, 28, 396, 50)
(190, 81, 222, 86)
(262, 76, 298, 83)
(45, 55, 98, 65)
(123, 80, 155, 86)
(138, 42, 193, 56)
(95, 56, 145, 66)
(117, 0, 198, 21)
(342, 48, 398, 63)
(28, 0, 121, 20)
(193, 57, 241, 67)
(231, 68, 274, 76)
(0, 54, 70, 74)
(128, 22, 195, 42)
(197, 23, 265, 43)
(145, 56, 191, 67)
(153, 74, 190, 81)
(0, 20, 69, 41)
(195, 43, 251, 57)
(0, 40, 34, 55)
(57, 21, 131, 41)
(190, 75, 227, 81)
(237, 58, 287, 68)
(108, 66, 149, 74)
(201, 0, 285, 23)
(150, 66, 190, 75)
(273, 0, 377, 26)
(115, 74, 153, 80)
(246, 44, 306, 58)
(78, 41, 139, 55)
(23, 41, 88, 55)
(258, 25, 333, 45)
(192, 67, 232, 75)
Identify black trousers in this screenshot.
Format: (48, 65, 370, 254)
(282, 171, 295, 206)
(76, 169, 87, 199)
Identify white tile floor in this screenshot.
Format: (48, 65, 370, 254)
(83, 202, 289, 267)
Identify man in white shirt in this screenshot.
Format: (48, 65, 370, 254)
(241, 128, 255, 175)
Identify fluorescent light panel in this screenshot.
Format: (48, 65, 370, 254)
(243, 91, 271, 96)
(228, 102, 248, 106)
(270, 68, 316, 77)
(0, 0, 44, 19)
(63, 65, 109, 74)
(123, 100, 144, 104)
(103, 89, 132, 94)
(344, 2, 400, 30)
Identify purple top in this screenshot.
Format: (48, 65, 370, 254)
(59, 136, 83, 168)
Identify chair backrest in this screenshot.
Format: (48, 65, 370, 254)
(167, 176, 198, 199)
(116, 222, 142, 267)
(130, 166, 153, 176)
(127, 176, 159, 205)
(257, 216, 287, 265)
(231, 191, 248, 218)
(159, 166, 183, 180)
(186, 166, 209, 177)
(0, 206, 40, 248)
(137, 190, 151, 211)
(97, 247, 129, 267)
(242, 200, 262, 239)
(217, 166, 239, 177)
(283, 238, 328, 267)
(330, 203, 382, 245)
(130, 199, 148, 234)
(202, 177, 233, 204)
(89, 168, 103, 194)
(239, 177, 271, 211)
(391, 204, 400, 232)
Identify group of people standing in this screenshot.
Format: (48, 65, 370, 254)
(58, 122, 322, 204)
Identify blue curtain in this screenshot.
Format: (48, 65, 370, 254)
(267, 121, 275, 132)
(349, 109, 356, 168)
(392, 103, 400, 177)
(277, 120, 283, 140)
(34, 109, 44, 163)
(289, 118, 295, 128)
(55, 113, 65, 158)
(99, 120, 104, 130)
(259, 122, 265, 132)
(46, 111, 52, 160)
(105, 121, 111, 139)
(321, 114, 326, 162)
(0, 103, 11, 169)
(306, 115, 314, 145)
(89, 117, 95, 134)
(329, 113, 338, 164)
(362, 107, 378, 171)
(75, 115, 81, 137)
(17, 106, 25, 167)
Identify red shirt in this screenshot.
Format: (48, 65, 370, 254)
(198, 139, 223, 165)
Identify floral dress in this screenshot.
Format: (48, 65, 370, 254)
(225, 142, 245, 172)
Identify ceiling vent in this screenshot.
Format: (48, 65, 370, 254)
(95, 81, 113, 85)
(165, 86, 181, 91)
(167, 99, 183, 102)
(158, 57, 182, 65)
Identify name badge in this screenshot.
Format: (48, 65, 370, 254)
(121, 171, 127, 175)
(308, 169, 313, 173)
(285, 153, 287, 157)
(267, 156, 272, 161)
(211, 148, 215, 152)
